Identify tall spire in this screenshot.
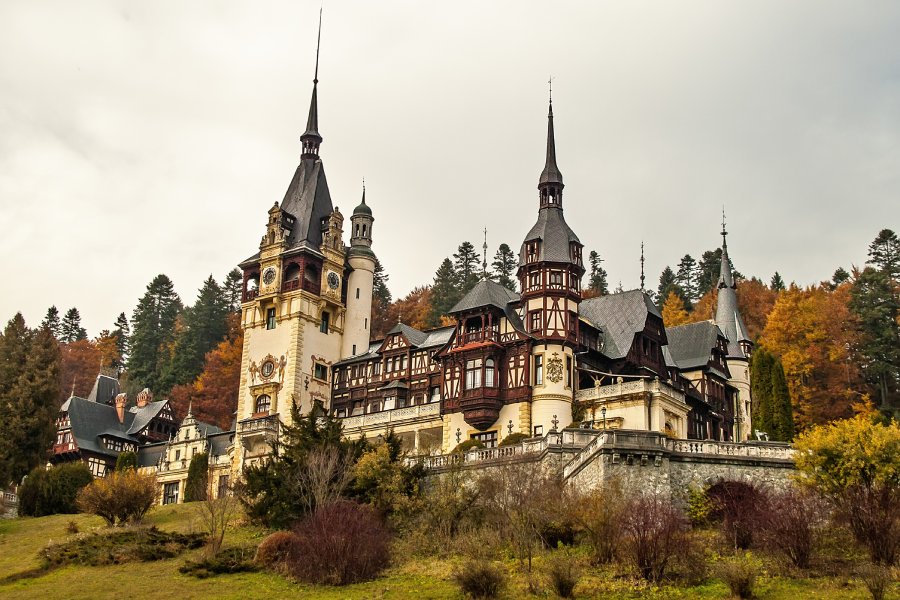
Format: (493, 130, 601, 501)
(715, 211, 750, 358)
(640, 241, 646, 292)
(539, 79, 564, 194)
(301, 7, 324, 158)
(717, 209, 734, 289)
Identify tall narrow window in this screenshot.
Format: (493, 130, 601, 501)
(320, 311, 330, 333)
(255, 394, 271, 414)
(352, 344, 357, 355)
(485, 358, 496, 387)
(529, 311, 541, 333)
(565, 356, 572, 387)
(313, 363, 328, 381)
(163, 482, 180, 505)
(266, 308, 276, 330)
(356, 287, 360, 299)
(534, 355, 543, 385)
(465, 359, 483, 390)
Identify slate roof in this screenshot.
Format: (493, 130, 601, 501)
(137, 443, 166, 468)
(420, 327, 455, 348)
(127, 401, 167, 436)
(715, 241, 750, 359)
(665, 321, 721, 370)
(579, 290, 662, 360)
(86, 375, 119, 405)
(208, 431, 233, 457)
(450, 280, 520, 314)
(386, 322, 429, 347)
(277, 158, 334, 251)
(519, 208, 581, 266)
(62, 396, 171, 458)
(333, 341, 382, 366)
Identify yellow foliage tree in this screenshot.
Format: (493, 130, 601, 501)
(661, 291, 690, 327)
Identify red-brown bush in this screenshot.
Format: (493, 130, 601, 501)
(761, 487, 826, 569)
(290, 499, 391, 585)
(256, 531, 300, 572)
(707, 480, 769, 550)
(622, 494, 688, 582)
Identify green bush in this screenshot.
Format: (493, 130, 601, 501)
(453, 558, 506, 599)
(686, 486, 713, 526)
(18, 463, 94, 517)
(76, 469, 158, 526)
(451, 439, 485, 454)
(498, 432, 528, 447)
(180, 547, 258, 579)
(115, 452, 138, 472)
(43, 527, 204, 569)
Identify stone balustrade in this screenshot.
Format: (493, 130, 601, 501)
(574, 378, 685, 404)
(342, 402, 440, 429)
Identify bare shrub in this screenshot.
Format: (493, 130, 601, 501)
(453, 559, 506, 599)
(195, 482, 239, 558)
(289, 446, 355, 517)
(707, 481, 769, 550)
(66, 521, 79, 535)
(621, 494, 688, 582)
(256, 531, 300, 573)
(290, 499, 391, 585)
(572, 480, 626, 564)
(544, 550, 581, 598)
(761, 487, 826, 569)
(76, 470, 158, 526)
(858, 562, 893, 600)
(715, 552, 762, 599)
(672, 532, 711, 585)
(841, 485, 900, 566)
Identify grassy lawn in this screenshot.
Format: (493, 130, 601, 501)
(0, 505, 894, 599)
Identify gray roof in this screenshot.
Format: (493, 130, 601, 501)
(580, 290, 662, 360)
(208, 431, 233, 457)
(127, 401, 167, 436)
(539, 102, 563, 186)
(665, 321, 722, 370)
(450, 280, 520, 314)
(278, 158, 334, 251)
(420, 326, 455, 348)
(519, 207, 581, 266)
(715, 240, 750, 359)
(334, 341, 382, 366)
(86, 375, 119, 405)
(137, 443, 166, 468)
(63, 396, 170, 457)
(386, 322, 429, 347)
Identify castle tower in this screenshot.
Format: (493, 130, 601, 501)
(714, 217, 754, 440)
(341, 184, 376, 358)
(517, 97, 585, 435)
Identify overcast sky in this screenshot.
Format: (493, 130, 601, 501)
(1, 1, 898, 336)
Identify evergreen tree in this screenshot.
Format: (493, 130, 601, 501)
(185, 452, 209, 502)
(429, 258, 461, 325)
(41, 306, 61, 339)
(588, 251, 609, 296)
(658, 267, 688, 309)
(769, 356, 794, 441)
(849, 266, 900, 410)
(128, 274, 183, 394)
(832, 267, 851, 287)
(770, 272, 786, 292)
(373, 257, 392, 306)
(750, 349, 774, 438)
(676, 254, 699, 303)
(162, 275, 229, 391)
(866, 228, 900, 281)
(60, 307, 87, 343)
(0, 317, 61, 485)
(112, 312, 130, 366)
(223, 268, 244, 312)
(696, 249, 742, 297)
(453, 241, 480, 295)
(491, 243, 518, 292)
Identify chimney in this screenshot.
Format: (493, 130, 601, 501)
(115, 393, 127, 424)
(136, 388, 153, 408)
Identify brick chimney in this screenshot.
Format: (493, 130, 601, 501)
(136, 388, 153, 408)
(114, 393, 127, 424)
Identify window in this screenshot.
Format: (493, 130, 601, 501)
(163, 482, 179, 505)
(383, 396, 396, 411)
(529, 311, 541, 332)
(364, 317, 368, 330)
(429, 386, 440, 403)
(266, 308, 276, 330)
(373, 361, 381, 375)
(533, 425, 544, 437)
(217, 475, 230, 498)
(565, 356, 572, 387)
(465, 358, 483, 390)
(534, 355, 543, 385)
(528, 271, 540, 290)
(356, 287, 360, 299)
(255, 394, 271, 414)
(470, 431, 498, 448)
(320, 311, 330, 333)
(549, 271, 563, 287)
(352, 344, 357, 355)
(313, 363, 328, 381)
(485, 358, 496, 387)
(526, 241, 539, 263)
(87, 457, 106, 478)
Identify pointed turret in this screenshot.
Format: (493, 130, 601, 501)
(539, 100, 564, 191)
(300, 9, 324, 158)
(715, 218, 751, 358)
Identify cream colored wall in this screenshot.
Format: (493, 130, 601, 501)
(342, 255, 375, 359)
(531, 343, 574, 433)
(727, 357, 752, 441)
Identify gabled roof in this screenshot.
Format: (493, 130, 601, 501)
(450, 280, 520, 314)
(420, 326, 455, 348)
(519, 208, 581, 266)
(127, 401, 169, 435)
(579, 290, 661, 360)
(386, 322, 429, 347)
(63, 396, 172, 457)
(665, 321, 722, 371)
(86, 374, 120, 405)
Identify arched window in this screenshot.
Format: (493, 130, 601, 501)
(255, 394, 271, 414)
(485, 358, 496, 387)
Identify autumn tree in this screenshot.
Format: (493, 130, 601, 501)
(127, 274, 183, 394)
(588, 250, 609, 296)
(60, 307, 88, 343)
(42, 306, 61, 339)
(0, 315, 61, 485)
(392, 286, 434, 330)
(58, 338, 102, 402)
(735, 277, 777, 342)
(658, 267, 687, 311)
(492, 243, 518, 292)
(661, 291, 690, 327)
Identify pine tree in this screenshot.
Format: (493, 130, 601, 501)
(429, 258, 461, 325)
(769, 356, 794, 441)
(162, 275, 229, 391)
(849, 266, 900, 410)
(676, 254, 699, 304)
(373, 257, 392, 306)
(128, 274, 183, 394)
(112, 312, 130, 367)
(658, 267, 688, 309)
(60, 307, 87, 343)
(453, 241, 480, 295)
(750, 349, 775, 438)
(866, 228, 900, 281)
(41, 306, 61, 339)
(832, 267, 850, 287)
(696, 249, 742, 297)
(588, 251, 609, 296)
(0, 318, 61, 485)
(491, 243, 518, 292)
(770, 272, 786, 292)
(223, 268, 244, 312)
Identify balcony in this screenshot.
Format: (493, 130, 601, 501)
(53, 441, 78, 455)
(243, 289, 259, 302)
(342, 403, 440, 430)
(454, 329, 500, 348)
(575, 378, 685, 404)
(238, 414, 279, 450)
(460, 386, 501, 431)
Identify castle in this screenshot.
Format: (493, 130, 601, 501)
(50, 44, 759, 504)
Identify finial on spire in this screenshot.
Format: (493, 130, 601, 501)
(539, 81, 564, 194)
(721, 206, 728, 247)
(301, 7, 324, 157)
(187, 400, 193, 417)
(482, 227, 488, 278)
(640, 241, 646, 292)
(548, 75, 553, 104)
(314, 5, 322, 85)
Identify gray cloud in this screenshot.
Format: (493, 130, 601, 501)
(1, 1, 898, 335)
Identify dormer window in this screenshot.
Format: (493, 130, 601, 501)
(528, 271, 540, 291)
(526, 241, 539, 263)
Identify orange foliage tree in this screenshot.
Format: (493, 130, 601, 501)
(661, 291, 690, 327)
(759, 283, 868, 430)
(58, 339, 102, 402)
(686, 279, 776, 342)
(371, 286, 435, 339)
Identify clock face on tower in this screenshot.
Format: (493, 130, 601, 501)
(327, 271, 340, 290)
(262, 267, 277, 285)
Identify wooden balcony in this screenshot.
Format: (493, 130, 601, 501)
(459, 386, 502, 431)
(53, 441, 78, 455)
(454, 329, 500, 349)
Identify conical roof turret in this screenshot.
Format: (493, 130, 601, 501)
(715, 218, 750, 358)
(538, 100, 564, 187)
